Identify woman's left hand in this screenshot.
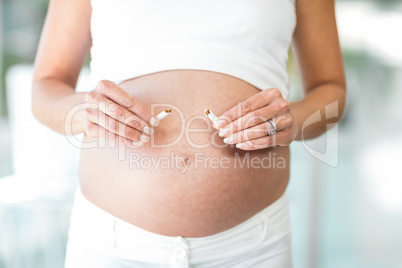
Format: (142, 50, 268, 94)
(214, 88, 297, 151)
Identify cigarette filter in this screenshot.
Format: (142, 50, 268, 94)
(204, 109, 219, 124)
(156, 109, 172, 121)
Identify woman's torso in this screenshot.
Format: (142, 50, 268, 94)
(79, 70, 290, 238)
(79, 0, 296, 238)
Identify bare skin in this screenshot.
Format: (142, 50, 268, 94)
(32, 0, 345, 237)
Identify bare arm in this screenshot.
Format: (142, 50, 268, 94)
(32, 0, 92, 134)
(213, 0, 346, 150)
(32, 0, 157, 146)
(290, 0, 346, 140)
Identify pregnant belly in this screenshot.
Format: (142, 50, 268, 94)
(78, 70, 290, 237)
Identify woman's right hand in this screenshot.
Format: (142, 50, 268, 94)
(83, 80, 159, 147)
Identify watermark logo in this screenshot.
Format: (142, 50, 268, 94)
(128, 152, 286, 174)
(301, 101, 339, 167)
(63, 100, 340, 168)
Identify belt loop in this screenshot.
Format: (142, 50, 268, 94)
(259, 213, 270, 244)
(113, 217, 117, 249)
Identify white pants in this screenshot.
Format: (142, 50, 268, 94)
(64, 186, 293, 268)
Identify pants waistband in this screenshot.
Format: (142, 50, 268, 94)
(68, 186, 290, 266)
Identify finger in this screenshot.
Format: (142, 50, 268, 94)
(218, 101, 289, 137)
(234, 131, 291, 151)
(222, 114, 292, 145)
(85, 92, 152, 134)
(215, 88, 284, 129)
(84, 120, 145, 148)
(85, 108, 150, 143)
(90, 80, 158, 126)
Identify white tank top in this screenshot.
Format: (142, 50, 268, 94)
(89, 0, 297, 99)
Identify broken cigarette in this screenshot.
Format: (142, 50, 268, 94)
(204, 109, 219, 124)
(156, 109, 172, 121)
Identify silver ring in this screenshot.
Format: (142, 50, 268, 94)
(268, 119, 277, 131)
(265, 120, 276, 136)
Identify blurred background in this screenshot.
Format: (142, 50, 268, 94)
(1, 0, 402, 267)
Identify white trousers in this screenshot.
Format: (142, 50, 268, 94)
(64, 186, 293, 268)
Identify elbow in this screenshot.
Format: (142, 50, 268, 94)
(31, 80, 52, 129)
(31, 81, 42, 123)
(322, 80, 347, 124)
(335, 84, 347, 124)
